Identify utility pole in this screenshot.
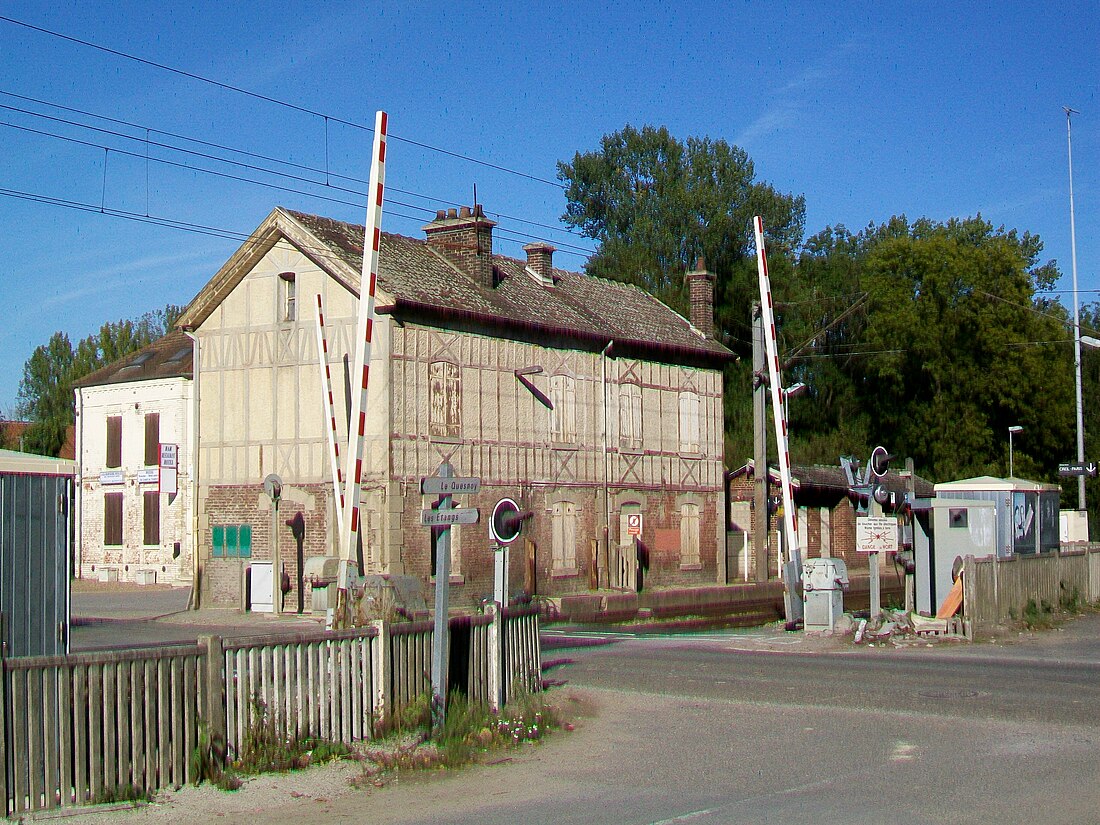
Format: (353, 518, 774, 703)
(752, 303, 769, 582)
(1065, 105, 1086, 513)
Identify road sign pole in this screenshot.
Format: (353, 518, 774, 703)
(430, 462, 453, 731)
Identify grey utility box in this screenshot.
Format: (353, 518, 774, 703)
(802, 557, 849, 632)
(305, 557, 341, 614)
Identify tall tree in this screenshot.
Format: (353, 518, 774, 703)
(15, 304, 184, 456)
(558, 124, 805, 319)
(559, 125, 806, 466)
(791, 216, 1072, 482)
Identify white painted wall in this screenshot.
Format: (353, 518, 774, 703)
(75, 376, 194, 585)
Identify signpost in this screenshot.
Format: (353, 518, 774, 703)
(1059, 462, 1098, 478)
(421, 477, 481, 496)
(424, 463, 480, 731)
(159, 444, 178, 496)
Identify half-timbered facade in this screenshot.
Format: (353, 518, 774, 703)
(178, 206, 732, 609)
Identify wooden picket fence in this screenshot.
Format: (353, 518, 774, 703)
(0, 607, 541, 817)
(963, 546, 1100, 626)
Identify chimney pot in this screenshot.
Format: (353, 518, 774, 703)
(696, 256, 706, 270)
(423, 203, 497, 290)
(523, 242, 556, 282)
(435, 209, 446, 220)
(686, 262, 716, 339)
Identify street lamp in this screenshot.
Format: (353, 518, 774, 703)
(1008, 425, 1023, 478)
(782, 382, 807, 424)
(1065, 106, 1085, 510)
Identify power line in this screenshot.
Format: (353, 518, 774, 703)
(0, 117, 596, 257)
(0, 90, 593, 246)
(0, 14, 564, 188)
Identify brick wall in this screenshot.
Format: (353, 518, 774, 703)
(726, 473, 869, 575)
(201, 482, 332, 609)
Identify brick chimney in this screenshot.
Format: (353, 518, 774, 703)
(422, 204, 497, 289)
(686, 257, 715, 339)
(522, 242, 556, 281)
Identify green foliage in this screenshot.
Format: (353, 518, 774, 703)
(234, 698, 350, 775)
(558, 124, 805, 321)
(1058, 581, 1082, 614)
(785, 215, 1072, 482)
(360, 687, 561, 785)
(1021, 597, 1055, 630)
(92, 783, 152, 806)
(14, 304, 184, 456)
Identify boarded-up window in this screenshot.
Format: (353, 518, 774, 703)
(106, 416, 122, 468)
(143, 490, 160, 545)
(212, 524, 252, 558)
(550, 374, 577, 443)
(680, 503, 700, 566)
(429, 361, 461, 438)
(144, 413, 160, 467)
(104, 492, 123, 546)
(678, 392, 700, 453)
(618, 382, 642, 450)
(551, 501, 577, 570)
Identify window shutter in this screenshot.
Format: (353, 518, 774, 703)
(144, 413, 160, 467)
(143, 490, 160, 545)
(212, 526, 225, 557)
(106, 416, 122, 468)
(239, 525, 252, 558)
(104, 493, 123, 545)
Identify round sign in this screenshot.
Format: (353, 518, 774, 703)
(869, 446, 892, 478)
(263, 473, 283, 501)
(490, 498, 524, 545)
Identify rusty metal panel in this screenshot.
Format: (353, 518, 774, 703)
(0, 472, 72, 657)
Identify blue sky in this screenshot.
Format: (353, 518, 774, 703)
(1, 1, 1097, 413)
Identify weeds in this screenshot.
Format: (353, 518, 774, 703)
(92, 784, 152, 805)
(192, 698, 350, 791)
(1059, 581, 1082, 614)
(357, 686, 563, 787)
(1022, 598, 1055, 630)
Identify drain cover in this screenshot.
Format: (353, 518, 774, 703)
(918, 689, 980, 699)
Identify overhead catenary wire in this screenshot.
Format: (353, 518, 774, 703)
(0, 14, 565, 189)
(0, 90, 593, 247)
(0, 117, 596, 258)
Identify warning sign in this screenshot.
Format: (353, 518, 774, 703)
(626, 513, 643, 537)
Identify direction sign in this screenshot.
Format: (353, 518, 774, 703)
(421, 508, 480, 526)
(421, 476, 481, 495)
(856, 516, 898, 554)
(1058, 462, 1098, 478)
(626, 513, 643, 536)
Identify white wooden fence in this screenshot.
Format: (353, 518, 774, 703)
(0, 607, 541, 817)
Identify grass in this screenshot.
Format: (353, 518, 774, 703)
(192, 687, 565, 793)
(192, 699, 351, 792)
(355, 686, 562, 786)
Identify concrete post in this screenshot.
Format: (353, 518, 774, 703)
(371, 619, 390, 730)
(486, 603, 502, 714)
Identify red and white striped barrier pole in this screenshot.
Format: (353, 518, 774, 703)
(338, 110, 388, 593)
(753, 216, 801, 572)
(314, 293, 345, 538)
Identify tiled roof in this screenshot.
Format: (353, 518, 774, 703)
(284, 210, 732, 363)
(729, 459, 935, 498)
(73, 329, 193, 388)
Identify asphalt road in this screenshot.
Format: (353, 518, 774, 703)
(62, 598, 1100, 825)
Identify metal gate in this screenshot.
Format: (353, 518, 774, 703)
(0, 463, 73, 658)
